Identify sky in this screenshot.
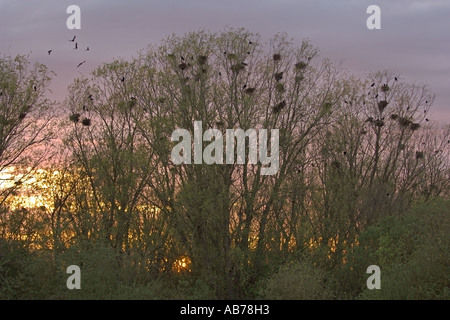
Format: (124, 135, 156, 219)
(1, 0, 449, 124)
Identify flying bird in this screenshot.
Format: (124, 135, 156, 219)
(74, 42, 78, 50)
(371, 82, 375, 87)
(69, 35, 76, 42)
(395, 77, 398, 81)
(77, 60, 86, 67)
(121, 76, 125, 82)
(86, 46, 90, 51)
(48, 50, 52, 55)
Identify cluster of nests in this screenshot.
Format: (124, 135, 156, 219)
(69, 96, 138, 126)
(69, 113, 90, 126)
(271, 54, 308, 114)
(365, 114, 421, 131)
(173, 49, 310, 116)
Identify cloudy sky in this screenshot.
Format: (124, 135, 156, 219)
(1, 0, 449, 124)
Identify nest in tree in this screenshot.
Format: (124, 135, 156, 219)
(410, 122, 421, 131)
(331, 160, 341, 169)
(295, 75, 304, 83)
(398, 117, 412, 127)
(128, 97, 137, 108)
(374, 119, 385, 127)
(276, 83, 285, 93)
(360, 129, 367, 135)
(365, 117, 374, 123)
(179, 63, 187, 70)
(245, 87, 255, 95)
(69, 113, 80, 123)
(272, 100, 286, 114)
(18, 112, 27, 120)
(272, 106, 281, 114)
(322, 102, 332, 111)
(226, 53, 237, 60)
(390, 114, 399, 120)
(231, 64, 245, 73)
(197, 55, 208, 65)
(277, 100, 286, 109)
(81, 118, 91, 126)
(378, 100, 388, 112)
(415, 151, 424, 159)
(295, 61, 307, 70)
(274, 72, 283, 81)
(381, 84, 390, 92)
(273, 53, 281, 61)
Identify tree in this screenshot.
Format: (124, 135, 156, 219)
(0, 54, 56, 239)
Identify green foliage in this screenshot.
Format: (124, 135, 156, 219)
(257, 258, 333, 300)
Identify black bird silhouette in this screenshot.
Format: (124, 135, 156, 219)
(74, 42, 78, 50)
(181, 56, 185, 61)
(371, 82, 375, 87)
(86, 46, 89, 51)
(33, 85, 37, 91)
(121, 76, 125, 82)
(77, 60, 86, 67)
(425, 118, 429, 121)
(88, 94, 93, 101)
(83, 105, 86, 111)
(48, 50, 52, 55)
(249, 41, 253, 45)
(395, 77, 398, 81)
(69, 35, 76, 42)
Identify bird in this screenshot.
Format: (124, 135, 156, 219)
(33, 85, 37, 91)
(69, 35, 76, 42)
(77, 60, 86, 67)
(425, 118, 429, 121)
(375, 94, 379, 99)
(249, 41, 253, 45)
(394, 77, 398, 81)
(181, 56, 185, 61)
(48, 50, 52, 55)
(86, 46, 90, 51)
(82, 105, 86, 111)
(88, 94, 93, 101)
(121, 76, 125, 82)
(74, 42, 78, 50)
(371, 82, 375, 87)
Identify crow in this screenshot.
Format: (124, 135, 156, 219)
(77, 60, 86, 68)
(69, 35, 76, 42)
(86, 46, 89, 51)
(121, 76, 125, 82)
(394, 77, 398, 81)
(371, 82, 375, 87)
(74, 42, 78, 50)
(48, 50, 52, 55)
